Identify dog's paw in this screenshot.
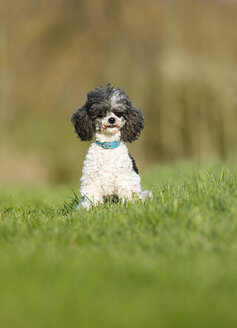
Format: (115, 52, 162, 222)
(139, 190, 153, 201)
(76, 203, 82, 210)
(76, 200, 91, 210)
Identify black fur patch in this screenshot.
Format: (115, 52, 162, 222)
(71, 105, 94, 141)
(128, 153, 139, 174)
(120, 106, 144, 143)
(103, 194, 119, 203)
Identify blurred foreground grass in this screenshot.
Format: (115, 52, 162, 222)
(0, 162, 237, 327)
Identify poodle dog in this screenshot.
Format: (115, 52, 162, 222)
(71, 84, 152, 209)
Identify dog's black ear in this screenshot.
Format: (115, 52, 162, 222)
(121, 106, 144, 143)
(71, 105, 94, 141)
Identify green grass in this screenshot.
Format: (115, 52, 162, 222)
(1, 162, 237, 328)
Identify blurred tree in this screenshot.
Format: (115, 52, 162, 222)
(1, 0, 237, 184)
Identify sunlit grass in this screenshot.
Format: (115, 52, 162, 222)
(0, 162, 237, 328)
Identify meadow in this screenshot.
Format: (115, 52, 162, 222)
(0, 162, 237, 328)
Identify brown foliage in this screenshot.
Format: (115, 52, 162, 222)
(1, 0, 237, 183)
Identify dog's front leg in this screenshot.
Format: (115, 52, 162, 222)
(77, 184, 103, 210)
(116, 182, 134, 203)
(76, 196, 92, 210)
(116, 178, 152, 203)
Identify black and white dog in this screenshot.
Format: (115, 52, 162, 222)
(71, 84, 152, 209)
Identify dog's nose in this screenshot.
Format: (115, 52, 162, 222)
(108, 117, 116, 124)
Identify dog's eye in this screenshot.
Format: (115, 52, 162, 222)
(116, 112, 123, 118)
(98, 113, 105, 119)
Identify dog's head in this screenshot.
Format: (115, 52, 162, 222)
(71, 84, 144, 142)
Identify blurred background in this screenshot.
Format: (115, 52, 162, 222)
(1, 0, 237, 185)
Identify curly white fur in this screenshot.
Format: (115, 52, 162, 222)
(78, 137, 151, 210)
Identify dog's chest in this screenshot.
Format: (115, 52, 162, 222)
(85, 143, 132, 176)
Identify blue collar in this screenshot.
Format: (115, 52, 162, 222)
(95, 140, 120, 149)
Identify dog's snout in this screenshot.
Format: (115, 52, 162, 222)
(108, 117, 116, 124)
